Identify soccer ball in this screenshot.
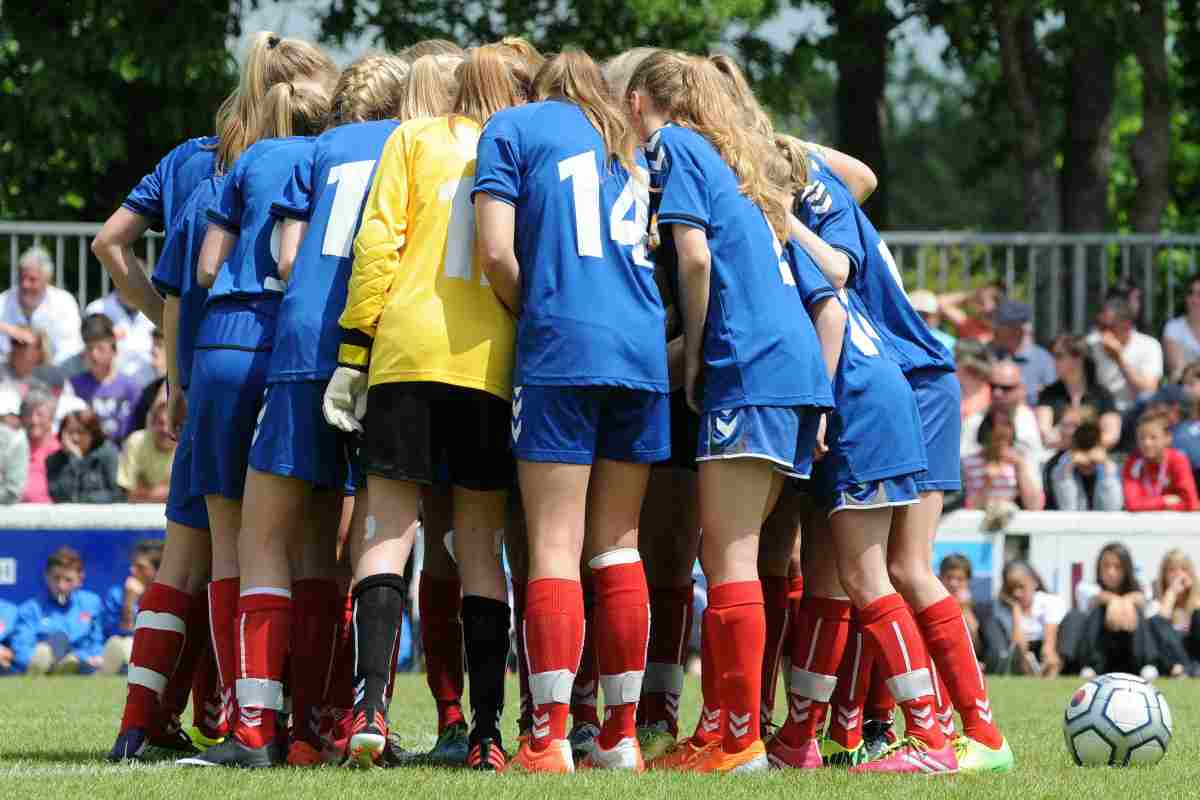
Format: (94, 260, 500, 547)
(1063, 672, 1173, 766)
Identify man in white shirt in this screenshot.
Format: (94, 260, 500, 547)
(1086, 297, 1163, 413)
(0, 247, 84, 366)
(962, 360, 1048, 485)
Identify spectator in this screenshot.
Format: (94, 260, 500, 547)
(0, 382, 20, 428)
(1173, 362, 1200, 487)
(9, 547, 104, 674)
(0, 415, 29, 505)
(1122, 409, 1199, 511)
(1107, 278, 1146, 332)
(1061, 543, 1160, 680)
(1087, 296, 1163, 413)
(100, 539, 162, 675)
(1148, 549, 1200, 668)
(979, 560, 1064, 676)
(908, 289, 957, 353)
(962, 360, 1047, 472)
(961, 408, 1045, 511)
(0, 247, 84, 366)
(84, 288, 156, 377)
(118, 396, 174, 503)
(955, 339, 993, 420)
(1036, 334, 1121, 451)
(130, 375, 166, 440)
(0, 598, 17, 674)
(1048, 419, 1123, 511)
(47, 408, 123, 503)
(989, 299, 1055, 406)
(937, 281, 1004, 343)
(0, 326, 69, 396)
(1042, 405, 1083, 509)
(68, 314, 143, 443)
(1164, 276, 1200, 380)
(938, 553, 982, 655)
(19, 388, 60, 503)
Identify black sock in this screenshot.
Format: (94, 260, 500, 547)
(351, 573, 407, 723)
(462, 595, 511, 745)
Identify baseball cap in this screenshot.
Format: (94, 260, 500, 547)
(909, 289, 938, 315)
(993, 299, 1032, 327)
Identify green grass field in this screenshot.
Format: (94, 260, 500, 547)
(0, 675, 1195, 799)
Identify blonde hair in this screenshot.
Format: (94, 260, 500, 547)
(255, 82, 331, 140)
(453, 44, 535, 126)
(772, 133, 810, 194)
(708, 53, 774, 140)
(215, 32, 338, 171)
(498, 36, 546, 72)
(1157, 549, 1200, 617)
(603, 47, 657, 99)
(533, 50, 639, 178)
(399, 39, 464, 62)
(399, 54, 463, 122)
(628, 50, 790, 242)
(328, 53, 411, 127)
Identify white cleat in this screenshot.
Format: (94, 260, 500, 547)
(577, 736, 646, 772)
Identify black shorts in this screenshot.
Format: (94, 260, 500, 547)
(361, 382, 514, 491)
(658, 389, 698, 471)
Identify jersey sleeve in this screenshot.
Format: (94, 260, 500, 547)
(472, 115, 522, 205)
(787, 240, 836, 310)
(272, 147, 318, 220)
(206, 159, 245, 232)
(150, 223, 188, 297)
(652, 130, 710, 231)
(337, 127, 410, 366)
(798, 157, 866, 283)
(121, 149, 174, 230)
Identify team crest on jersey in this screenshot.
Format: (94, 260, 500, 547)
(511, 386, 524, 443)
(712, 409, 740, 446)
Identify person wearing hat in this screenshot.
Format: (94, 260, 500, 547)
(908, 289, 958, 354)
(989, 299, 1055, 407)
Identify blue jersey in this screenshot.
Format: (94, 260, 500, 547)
(102, 584, 137, 640)
(123, 136, 218, 232)
(207, 137, 315, 304)
(10, 589, 104, 673)
(648, 124, 829, 412)
(269, 120, 400, 382)
(152, 175, 225, 390)
(474, 101, 667, 390)
(796, 154, 953, 375)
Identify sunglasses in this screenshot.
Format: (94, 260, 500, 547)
(990, 383, 1020, 392)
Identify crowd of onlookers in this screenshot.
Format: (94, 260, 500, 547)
(0, 247, 174, 505)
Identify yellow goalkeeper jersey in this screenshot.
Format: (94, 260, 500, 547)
(337, 115, 515, 401)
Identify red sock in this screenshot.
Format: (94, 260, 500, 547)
(690, 606, 722, 746)
(760, 576, 791, 729)
(917, 595, 1001, 747)
(208, 577, 240, 725)
(782, 575, 804, 676)
(524, 577, 584, 750)
(707, 580, 765, 754)
(826, 618, 868, 749)
(641, 583, 692, 736)
(591, 550, 649, 749)
(290, 579, 339, 749)
(234, 589, 292, 749)
(420, 572, 464, 732)
(120, 582, 191, 733)
(931, 659, 957, 739)
(326, 591, 355, 712)
(858, 593, 944, 749)
(865, 660, 896, 723)
(511, 577, 532, 734)
(182, 594, 226, 738)
(777, 595, 852, 747)
(571, 590, 600, 730)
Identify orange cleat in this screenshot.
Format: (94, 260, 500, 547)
(505, 739, 574, 774)
(691, 740, 769, 774)
(649, 738, 717, 771)
(286, 740, 324, 766)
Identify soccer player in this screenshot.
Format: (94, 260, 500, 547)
(105, 32, 337, 763)
(323, 43, 533, 770)
(179, 79, 332, 769)
(626, 51, 832, 774)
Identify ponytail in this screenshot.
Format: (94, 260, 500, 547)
(329, 53, 411, 127)
(453, 44, 535, 126)
(399, 54, 462, 122)
(255, 82, 330, 141)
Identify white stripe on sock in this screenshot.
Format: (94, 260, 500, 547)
(587, 548, 641, 570)
(891, 620, 913, 672)
(236, 677, 285, 711)
(134, 610, 185, 635)
(240, 587, 292, 599)
(127, 665, 168, 695)
(803, 618, 823, 670)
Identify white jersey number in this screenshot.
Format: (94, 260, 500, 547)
(877, 240, 910, 303)
(559, 152, 652, 268)
(439, 178, 485, 284)
(322, 160, 377, 259)
(839, 289, 883, 357)
(773, 238, 796, 287)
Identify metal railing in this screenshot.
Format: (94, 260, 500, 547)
(2, 223, 1198, 339)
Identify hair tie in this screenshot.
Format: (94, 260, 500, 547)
(267, 35, 281, 49)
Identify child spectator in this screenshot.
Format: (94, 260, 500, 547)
(979, 560, 1064, 676)
(129, 376, 166, 442)
(962, 408, 1045, 511)
(938, 553, 983, 656)
(10, 547, 104, 674)
(117, 396, 174, 503)
(0, 598, 18, 674)
(1173, 362, 1200, 488)
(84, 288, 156, 379)
(100, 539, 162, 674)
(19, 388, 59, 503)
(0, 417, 28, 505)
(1048, 419, 1123, 511)
(1122, 409, 1199, 511)
(67, 314, 142, 443)
(1146, 549, 1200, 676)
(46, 408, 123, 503)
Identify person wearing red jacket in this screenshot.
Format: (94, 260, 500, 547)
(1123, 410, 1200, 511)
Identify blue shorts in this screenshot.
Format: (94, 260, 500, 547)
(908, 367, 962, 492)
(512, 385, 671, 465)
(165, 411, 209, 531)
(819, 473, 920, 516)
(249, 380, 360, 491)
(696, 405, 823, 479)
(190, 344, 272, 500)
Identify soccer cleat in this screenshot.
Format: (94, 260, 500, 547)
(108, 728, 149, 763)
(636, 722, 677, 762)
(849, 736, 958, 775)
(185, 726, 225, 751)
(578, 736, 645, 772)
(568, 721, 601, 761)
(953, 735, 1014, 772)
(862, 717, 897, 762)
(287, 740, 323, 767)
(321, 709, 352, 764)
(176, 736, 279, 768)
(428, 721, 470, 766)
(148, 726, 200, 755)
(506, 739, 574, 774)
(347, 708, 389, 769)
(467, 738, 508, 772)
(820, 737, 869, 768)
(692, 739, 769, 773)
(650, 739, 717, 771)
(766, 736, 822, 769)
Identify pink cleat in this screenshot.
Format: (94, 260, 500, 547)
(766, 736, 823, 769)
(849, 737, 958, 775)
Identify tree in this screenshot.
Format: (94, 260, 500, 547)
(1129, 0, 1170, 233)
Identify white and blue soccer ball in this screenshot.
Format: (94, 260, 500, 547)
(1063, 672, 1173, 767)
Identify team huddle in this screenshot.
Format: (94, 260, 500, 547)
(94, 32, 1015, 776)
